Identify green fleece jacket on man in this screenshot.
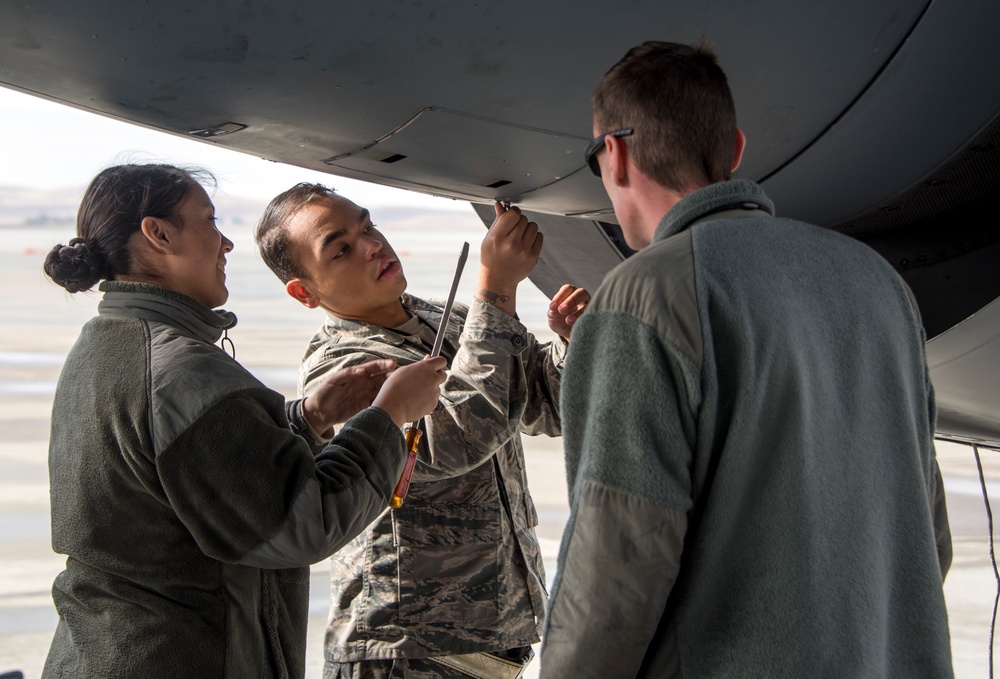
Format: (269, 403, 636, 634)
(542, 180, 953, 678)
(43, 281, 406, 679)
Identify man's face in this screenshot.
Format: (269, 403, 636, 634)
(286, 195, 407, 324)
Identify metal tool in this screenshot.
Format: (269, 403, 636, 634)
(389, 241, 470, 509)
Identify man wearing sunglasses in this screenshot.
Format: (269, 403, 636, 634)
(541, 41, 953, 678)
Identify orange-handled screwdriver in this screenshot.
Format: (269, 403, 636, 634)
(389, 421, 423, 508)
(388, 242, 469, 509)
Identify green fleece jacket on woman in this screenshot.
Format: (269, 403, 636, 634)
(542, 180, 952, 678)
(43, 281, 406, 679)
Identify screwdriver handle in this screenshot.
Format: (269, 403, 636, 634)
(389, 425, 422, 508)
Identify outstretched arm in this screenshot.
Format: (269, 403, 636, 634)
(291, 357, 445, 439)
(157, 392, 407, 569)
(297, 358, 395, 439)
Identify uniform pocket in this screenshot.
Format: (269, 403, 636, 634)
(394, 500, 501, 624)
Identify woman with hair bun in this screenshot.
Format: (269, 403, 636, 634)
(41, 164, 446, 678)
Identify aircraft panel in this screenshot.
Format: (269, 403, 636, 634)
(0, 0, 929, 217)
(926, 296, 1000, 444)
(470, 205, 625, 299)
(322, 107, 589, 205)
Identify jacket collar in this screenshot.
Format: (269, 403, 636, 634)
(98, 281, 237, 344)
(653, 179, 775, 243)
(323, 294, 456, 347)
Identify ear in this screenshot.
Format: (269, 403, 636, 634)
(603, 132, 631, 188)
(286, 278, 321, 309)
(731, 127, 747, 173)
(139, 216, 175, 255)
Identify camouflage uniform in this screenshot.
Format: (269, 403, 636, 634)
(299, 294, 564, 671)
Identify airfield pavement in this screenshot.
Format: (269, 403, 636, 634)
(0, 223, 997, 678)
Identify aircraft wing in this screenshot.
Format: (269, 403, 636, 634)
(0, 0, 997, 443)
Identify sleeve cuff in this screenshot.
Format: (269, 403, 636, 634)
(462, 298, 530, 353)
(551, 333, 569, 368)
(285, 398, 333, 448)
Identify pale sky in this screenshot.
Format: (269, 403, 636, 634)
(0, 86, 466, 211)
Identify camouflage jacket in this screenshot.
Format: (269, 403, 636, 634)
(299, 294, 565, 661)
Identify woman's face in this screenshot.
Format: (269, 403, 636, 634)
(168, 183, 233, 308)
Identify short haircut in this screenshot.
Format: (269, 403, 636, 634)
(593, 40, 737, 192)
(255, 182, 338, 283)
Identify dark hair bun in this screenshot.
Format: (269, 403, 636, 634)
(43, 237, 106, 293)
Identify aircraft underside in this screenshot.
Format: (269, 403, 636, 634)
(0, 0, 997, 442)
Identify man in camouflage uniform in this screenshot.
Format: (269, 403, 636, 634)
(255, 185, 590, 679)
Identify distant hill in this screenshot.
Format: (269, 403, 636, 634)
(0, 185, 270, 228)
(0, 186, 475, 229)
(0, 186, 82, 226)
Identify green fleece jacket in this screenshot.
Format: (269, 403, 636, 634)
(542, 180, 953, 678)
(43, 282, 406, 679)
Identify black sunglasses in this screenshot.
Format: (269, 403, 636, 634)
(584, 128, 634, 177)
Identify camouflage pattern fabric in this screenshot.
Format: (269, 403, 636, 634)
(323, 657, 448, 679)
(299, 294, 565, 662)
(324, 647, 532, 679)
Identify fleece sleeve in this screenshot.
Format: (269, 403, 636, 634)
(540, 310, 698, 679)
(925, 374, 952, 578)
(155, 394, 405, 569)
(930, 458, 952, 578)
(285, 397, 333, 450)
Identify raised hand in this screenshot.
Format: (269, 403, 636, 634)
(480, 201, 544, 283)
(547, 284, 591, 340)
(372, 356, 448, 428)
(476, 201, 544, 317)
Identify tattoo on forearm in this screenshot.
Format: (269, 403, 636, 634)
(478, 289, 510, 307)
